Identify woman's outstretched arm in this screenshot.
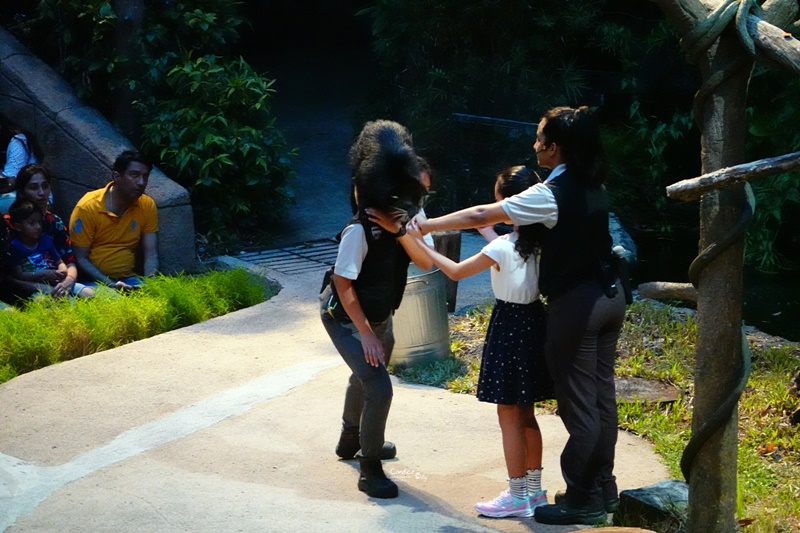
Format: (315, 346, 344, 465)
(411, 203, 510, 236)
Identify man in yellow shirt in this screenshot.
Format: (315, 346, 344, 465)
(69, 151, 159, 290)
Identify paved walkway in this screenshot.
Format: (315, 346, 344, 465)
(0, 46, 670, 533)
(0, 262, 668, 533)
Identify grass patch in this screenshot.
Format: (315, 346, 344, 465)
(396, 299, 800, 532)
(0, 268, 273, 384)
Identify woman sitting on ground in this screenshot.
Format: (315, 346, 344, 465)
(3, 164, 78, 299)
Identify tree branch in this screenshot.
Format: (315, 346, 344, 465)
(639, 282, 698, 303)
(666, 151, 800, 201)
(748, 15, 800, 74)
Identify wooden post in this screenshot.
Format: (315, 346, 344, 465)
(432, 230, 461, 312)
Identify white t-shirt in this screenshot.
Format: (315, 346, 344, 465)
(499, 164, 565, 228)
(333, 224, 368, 280)
(481, 232, 540, 304)
(2, 133, 39, 178)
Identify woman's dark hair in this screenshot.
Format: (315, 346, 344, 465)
(495, 166, 544, 261)
(8, 198, 40, 225)
(348, 120, 425, 218)
(14, 164, 51, 196)
(540, 106, 606, 188)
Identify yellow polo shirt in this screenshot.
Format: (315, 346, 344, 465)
(69, 183, 159, 278)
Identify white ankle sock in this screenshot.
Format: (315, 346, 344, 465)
(509, 476, 527, 499)
(526, 468, 542, 494)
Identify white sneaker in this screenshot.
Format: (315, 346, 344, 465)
(475, 489, 535, 518)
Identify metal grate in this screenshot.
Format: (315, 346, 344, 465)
(235, 238, 339, 275)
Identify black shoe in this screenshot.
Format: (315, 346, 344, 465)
(534, 502, 607, 525)
(358, 458, 399, 498)
(554, 490, 619, 513)
(604, 496, 620, 513)
(336, 431, 397, 460)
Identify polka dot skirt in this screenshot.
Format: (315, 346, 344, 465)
(477, 299, 555, 405)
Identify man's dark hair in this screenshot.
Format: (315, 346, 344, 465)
(8, 198, 40, 225)
(113, 150, 153, 174)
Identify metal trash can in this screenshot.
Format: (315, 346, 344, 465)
(391, 264, 450, 367)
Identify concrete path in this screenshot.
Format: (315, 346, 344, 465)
(0, 44, 669, 533)
(0, 263, 669, 533)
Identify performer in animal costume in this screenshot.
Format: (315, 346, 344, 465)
(320, 120, 432, 498)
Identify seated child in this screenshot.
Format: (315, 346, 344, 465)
(7, 199, 94, 299)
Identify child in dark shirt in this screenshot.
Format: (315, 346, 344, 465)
(7, 200, 94, 299)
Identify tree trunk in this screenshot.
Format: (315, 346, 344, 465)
(688, 27, 751, 532)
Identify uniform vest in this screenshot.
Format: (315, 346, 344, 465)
(539, 169, 613, 300)
(349, 213, 410, 323)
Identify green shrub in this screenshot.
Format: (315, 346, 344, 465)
(0, 268, 272, 384)
(12, 1, 296, 241)
(138, 55, 296, 238)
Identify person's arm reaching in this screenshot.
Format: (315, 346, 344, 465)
(412, 182, 559, 235)
(407, 226, 496, 280)
(411, 203, 511, 236)
(365, 207, 433, 270)
(141, 232, 159, 276)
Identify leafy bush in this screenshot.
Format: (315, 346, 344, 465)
(12, 0, 296, 240)
(139, 55, 296, 237)
(0, 268, 271, 384)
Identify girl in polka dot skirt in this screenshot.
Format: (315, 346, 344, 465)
(408, 165, 555, 518)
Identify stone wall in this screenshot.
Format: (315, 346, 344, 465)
(0, 26, 196, 274)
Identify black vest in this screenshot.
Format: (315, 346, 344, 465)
(349, 214, 411, 323)
(539, 170, 613, 299)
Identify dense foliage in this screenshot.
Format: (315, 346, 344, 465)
(359, 0, 800, 270)
(358, 0, 698, 217)
(7, 0, 296, 238)
(138, 55, 295, 237)
(743, 70, 800, 271)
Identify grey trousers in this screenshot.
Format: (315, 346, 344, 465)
(545, 279, 626, 509)
(321, 305, 394, 459)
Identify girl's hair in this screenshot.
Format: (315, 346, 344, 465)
(495, 166, 544, 261)
(540, 106, 606, 188)
(15, 164, 51, 195)
(8, 198, 40, 225)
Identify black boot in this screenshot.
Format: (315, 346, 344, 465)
(358, 457, 398, 498)
(336, 431, 397, 460)
(335, 429, 360, 459)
